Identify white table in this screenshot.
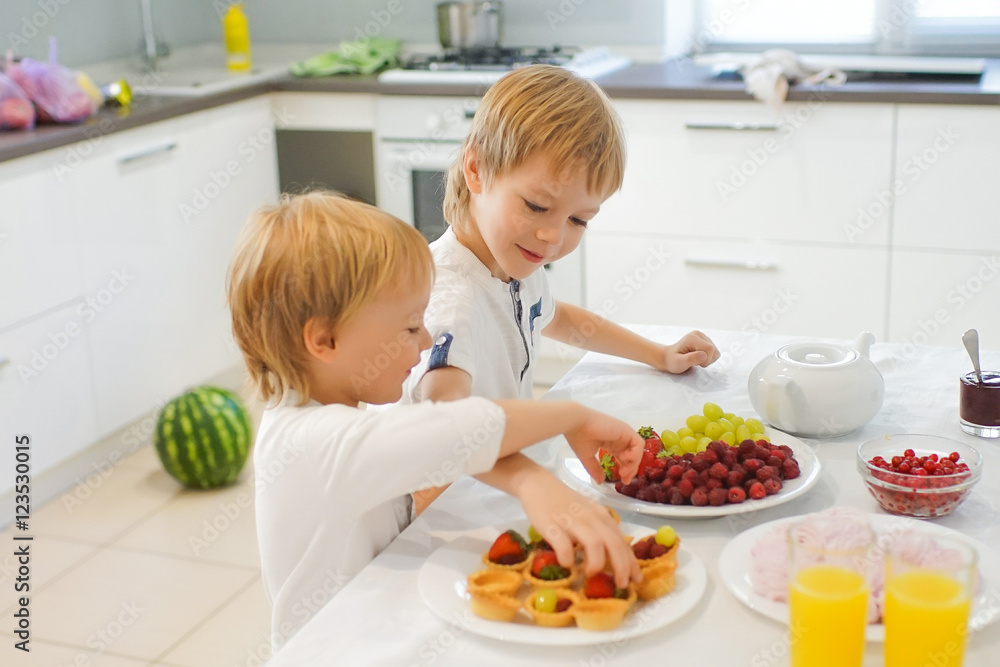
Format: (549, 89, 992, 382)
(268, 326, 1000, 666)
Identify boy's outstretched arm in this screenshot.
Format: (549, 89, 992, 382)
(419, 367, 643, 587)
(543, 301, 721, 373)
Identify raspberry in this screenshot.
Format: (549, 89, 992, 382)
(770, 450, 787, 462)
(691, 488, 709, 506)
(636, 486, 658, 502)
(667, 465, 685, 480)
(778, 445, 794, 458)
(660, 477, 675, 490)
(763, 478, 782, 495)
(756, 465, 778, 482)
(678, 479, 694, 498)
(708, 440, 729, 456)
(703, 448, 720, 465)
(766, 456, 783, 468)
(633, 536, 653, 559)
(648, 467, 666, 482)
(708, 487, 728, 506)
(727, 486, 747, 503)
(727, 470, 745, 487)
(782, 460, 801, 479)
(755, 445, 771, 460)
(652, 485, 670, 504)
(618, 481, 639, 497)
(737, 440, 757, 459)
(649, 542, 669, 558)
(708, 462, 728, 480)
(705, 477, 723, 491)
(723, 450, 737, 467)
(748, 482, 766, 500)
(692, 454, 710, 472)
(669, 489, 685, 505)
(744, 459, 763, 473)
(682, 469, 700, 484)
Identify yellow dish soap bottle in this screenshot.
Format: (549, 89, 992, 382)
(222, 3, 251, 71)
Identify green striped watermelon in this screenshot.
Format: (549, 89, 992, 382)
(154, 386, 253, 489)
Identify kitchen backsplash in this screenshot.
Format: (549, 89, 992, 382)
(2, 0, 671, 68)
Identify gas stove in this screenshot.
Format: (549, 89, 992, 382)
(377, 46, 631, 84)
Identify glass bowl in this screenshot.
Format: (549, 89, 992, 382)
(856, 434, 982, 518)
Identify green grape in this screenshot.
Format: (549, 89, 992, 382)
(756, 433, 771, 443)
(677, 426, 694, 439)
(702, 402, 724, 421)
(735, 424, 751, 443)
(730, 415, 745, 427)
(719, 432, 736, 446)
(746, 418, 765, 434)
(528, 525, 543, 544)
(666, 444, 683, 457)
(722, 412, 736, 422)
(704, 421, 724, 441)
(686, 415, 710, 434)
(660, 429, 681, 448)
(696, 437, 712, 452)
(655, 525, 677, 547)
(717, 418, 736, 434)
(534, 589, 558, 613)
(679, 436, 699, 453)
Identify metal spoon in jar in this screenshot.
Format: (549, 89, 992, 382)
(962, 328, 983, 384)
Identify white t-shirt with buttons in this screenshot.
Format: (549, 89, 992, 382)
(402, 227, 556, 402)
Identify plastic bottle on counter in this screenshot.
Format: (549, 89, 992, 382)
(222, 3, 252, 72)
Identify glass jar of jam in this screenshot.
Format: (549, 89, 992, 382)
(960, 371, 1000, 438)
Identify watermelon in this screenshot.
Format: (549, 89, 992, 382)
(154, 386, 252, 489)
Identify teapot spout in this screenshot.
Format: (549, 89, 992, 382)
(853, 331, 875, 359)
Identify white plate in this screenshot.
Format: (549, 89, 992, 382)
(554, 420, 821, 519)
(417, 522, 707, 646)
(718, 513, 1000, 642)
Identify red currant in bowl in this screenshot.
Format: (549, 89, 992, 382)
(857, 434, 982, 518)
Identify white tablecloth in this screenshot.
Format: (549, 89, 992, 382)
(267, 326, 1000, 666)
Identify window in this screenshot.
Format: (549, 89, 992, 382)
(696, 0, 1000, 56)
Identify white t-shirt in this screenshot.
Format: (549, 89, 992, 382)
(402, 227, 556, 402)
(254, 394, 505, 645)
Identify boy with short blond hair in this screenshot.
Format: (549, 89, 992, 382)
(227, 192, 643, 644)
(403, 65, 720, 515)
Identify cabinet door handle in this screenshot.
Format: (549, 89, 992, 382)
(117, 141, 178, 165)
(684, 121, 781, 132)
(684, 257, 777, 271)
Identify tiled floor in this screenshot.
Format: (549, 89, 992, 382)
(0, 364, 568, 666)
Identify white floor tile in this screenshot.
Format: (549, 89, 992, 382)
(14, 546, 256, 661)
(111, 477, 260, 568)
(159, 578, 272, 667)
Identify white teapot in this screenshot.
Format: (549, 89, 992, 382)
(747, 332, 885, 438)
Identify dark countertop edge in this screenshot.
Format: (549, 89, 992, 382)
(3, 61, 999, 166)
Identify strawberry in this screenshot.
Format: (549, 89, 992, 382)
(636, 450, 657, 477)
(530, 550, 569, 580)
(583, 571, 628, 600)
(598, 448, 621, 482)
(487, 529, 528, 565)
(638, 426, 663, 457)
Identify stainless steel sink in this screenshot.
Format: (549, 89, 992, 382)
(80, 43, 328, 97)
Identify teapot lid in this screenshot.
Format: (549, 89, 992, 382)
(777, 342, 858, 367)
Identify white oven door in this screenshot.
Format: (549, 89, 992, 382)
(376, 140, 463, 243)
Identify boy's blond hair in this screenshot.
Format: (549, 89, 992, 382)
(227, 192, 432, 405)
(443, 64, 626, 229)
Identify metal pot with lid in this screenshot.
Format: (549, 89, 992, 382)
(437, 2, 503, 51)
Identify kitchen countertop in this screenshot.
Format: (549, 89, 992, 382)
(264, 324, 1000, 666)
(3, 56, 1000, 165)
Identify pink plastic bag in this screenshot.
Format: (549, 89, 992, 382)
(0, 70, 35, 130)
(6, 38, 94, 124)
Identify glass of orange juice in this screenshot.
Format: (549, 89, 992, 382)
(788, 513, 874, 667)
(884, 532, 977, 667)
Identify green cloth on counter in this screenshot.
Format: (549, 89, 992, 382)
(289, 37, 400, 76)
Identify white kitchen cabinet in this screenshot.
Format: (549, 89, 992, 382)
(598, 100, 895, 247)
(585, 232, 889, 341)
(0, 150, 83, 330)
(0, 305, 99, 498)
(65, 97, 278, 436)
(893, 104, 1000, 252)
(888, 248, 1000, 351)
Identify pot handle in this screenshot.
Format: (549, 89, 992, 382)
(764, 375, 800, 433)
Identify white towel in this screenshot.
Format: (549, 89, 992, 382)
(741, 49, 846, 110)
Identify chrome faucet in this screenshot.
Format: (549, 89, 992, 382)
(139, 0, 169, 71)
